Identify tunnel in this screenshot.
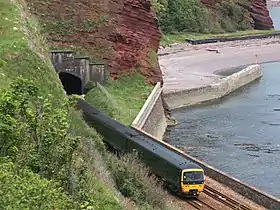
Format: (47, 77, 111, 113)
(59, 72, 83, 95)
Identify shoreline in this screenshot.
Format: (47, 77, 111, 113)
(159, 38, 280, 102)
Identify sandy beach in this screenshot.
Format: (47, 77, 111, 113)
(159, 37, 280, 94)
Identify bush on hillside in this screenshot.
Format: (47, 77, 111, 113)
(151, 0, 168, 15)
(0, 76, 79, 190)
(107, 152, 172, 210)
(156, 0, 253, 34)
(0, 158, 76, 210)
(158, 0, 209, 33)
(0, 77, 124, 210)
(215, 0, 252, 32)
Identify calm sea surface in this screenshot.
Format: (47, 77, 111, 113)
(270, 8, 280, 30)
(164, 62, 280, 198)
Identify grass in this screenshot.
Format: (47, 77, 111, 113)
(160, 29, 280, 46)
(85, 72, 153, 126)
(0, 0, 64, 96)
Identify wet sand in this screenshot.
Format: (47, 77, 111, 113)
(159, 38, 280, 94)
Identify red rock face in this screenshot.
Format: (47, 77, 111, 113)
(26, 0, 163, 85)
(250, 0, 274, 29)
(109, 0, 162, 84)
(200, 0, 274, 30)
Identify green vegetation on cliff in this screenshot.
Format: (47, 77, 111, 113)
(0, 1, 180, 209)
(154, 0, 253, 34)
(0, 1, 122, 208)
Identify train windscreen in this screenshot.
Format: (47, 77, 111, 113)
(182, 171, 204, 184)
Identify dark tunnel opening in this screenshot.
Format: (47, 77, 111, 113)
(59, 72, 83, 95)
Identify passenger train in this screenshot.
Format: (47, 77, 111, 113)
(76, 99, 205, 197)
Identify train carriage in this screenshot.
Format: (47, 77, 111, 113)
(126, 133, 205, 196)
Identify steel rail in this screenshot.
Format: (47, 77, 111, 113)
(204, 185, 252, 210)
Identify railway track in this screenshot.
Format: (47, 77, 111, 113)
(188, 199, 216, 210)
(203, 185, 252, 210)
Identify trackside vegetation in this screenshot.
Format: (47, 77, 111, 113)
(84, 73, 153, 126)
(0, 0, 182, 209)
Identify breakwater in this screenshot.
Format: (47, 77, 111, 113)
(164, 64, 262, 110)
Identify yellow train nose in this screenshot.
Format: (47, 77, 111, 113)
(181, 184, 205, 194)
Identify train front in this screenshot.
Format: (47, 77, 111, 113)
(180, 168, 205, 197)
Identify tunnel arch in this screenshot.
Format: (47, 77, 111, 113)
(58, 72, 83, 95)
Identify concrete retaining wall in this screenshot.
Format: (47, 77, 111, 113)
(131, 82, 167, 140)
(132, 127, 280, 210)
(164, 64, 262, 110)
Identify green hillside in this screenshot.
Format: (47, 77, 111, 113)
(0, 1, 180, 209)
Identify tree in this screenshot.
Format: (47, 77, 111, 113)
(158, 0, 209, 33)
(151, 0, 168, 15)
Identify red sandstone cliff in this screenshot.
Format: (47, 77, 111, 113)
(26, 0, 162, 85)
(250, 0, 274, 29)
(200, 0, 274, 29)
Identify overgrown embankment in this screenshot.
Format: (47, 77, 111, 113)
(0, 1, 181, 209)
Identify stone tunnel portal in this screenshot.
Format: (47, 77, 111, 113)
(59, 72, 83, 95)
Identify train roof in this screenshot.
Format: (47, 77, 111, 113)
(77, 99, 202, 171)
(127, 128, 202, 171)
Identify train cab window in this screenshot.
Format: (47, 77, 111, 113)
(182, 171, 204, 184)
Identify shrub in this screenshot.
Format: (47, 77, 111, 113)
(107, 152, 172, 210)
(157, 0, 253, 34)
(215, 0, 252, 32)
(0, 158, 76, 210)
(158, 0, 209, 33)
(0, 77, 125, 210)
(0, 76, 79, 191)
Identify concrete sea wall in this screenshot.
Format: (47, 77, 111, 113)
(164, 64, 262, 110)
(131, 82, 167, 140)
